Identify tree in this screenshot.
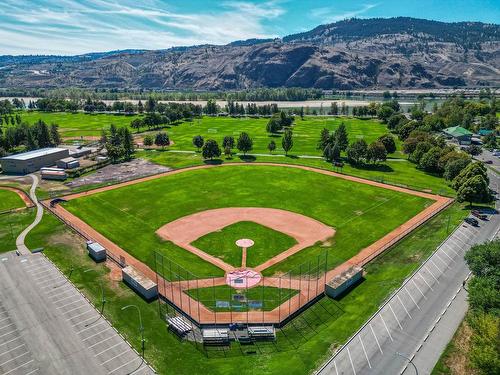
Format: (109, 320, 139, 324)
(237, 132, 253, 155)
(444, 158, 470, 181)
(333, 123, 349, 151)
(120, 127, 135, 160)
(377, 106, 395, 123)
(452, 162, 489, 191)
(347, 139, 368, 165)
(143, 135, 154, 146)
(224, 146, 232, 158)
(192, 135, 204, 151)
(137, 100, 144, 114)
(49, 124, 61, 146)
(267, 140, 276, 154)
(456, 175, 491, 206)
(266, 117, 281, 133)
(378, 134, 396, 154)
(202, 139, 221, 160)
(222, 136, 234, 150)
(145, 97, 156, 113)
(318, 128, 330, 150)
(465, 240, 500, 280)
(130, 118, 143, 133)
(367, 141, 387, 164)
(34, 120, 51, 148)
(483, 133, 497, 150)
(466, 145, 482, 156)
(419, 147, 442, 173)
(330, 142, 341, 162)
(155, 132, 170, 149)
(282, 129, 293, 156)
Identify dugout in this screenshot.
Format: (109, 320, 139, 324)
(122, 265, 158, 301)
(325, 267, 364, 299)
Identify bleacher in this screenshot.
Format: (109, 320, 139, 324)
(202, 328, 230, 346)
(167, 316, 192, 337)
(248, 326, 276, 340)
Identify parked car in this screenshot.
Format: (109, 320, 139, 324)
(465, 217, 479, 227)
(471, 210, 487, 220)
(484, 160, 493, 164)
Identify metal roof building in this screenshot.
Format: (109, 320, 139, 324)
(443, 126, 473, 145)
(0, 147, 69, 174)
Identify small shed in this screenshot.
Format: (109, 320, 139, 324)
(86, 241, 106, 262)
(325, 267, 363, 299)
(57, 157, 80, 169)
(122, 266, 158, 301)
(443, 126, 473, 145)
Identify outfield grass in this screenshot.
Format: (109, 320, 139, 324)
(20, 111, 141, 137)
(192, 221, 297, 268)
(25, 201, 468, 375)
(0, 189, 25, 211)
(137, 150, 455, 195)
(64, 165, 431, 278)
(186, 285, 298, 312)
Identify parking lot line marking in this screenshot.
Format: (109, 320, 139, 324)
(418, 273, 434, 291)
(3, 359, 34, 375)
(388, 303, 403, 330)
(435, 253, 450, 269)
(66, 310, 94, 321)
(358, 336, 371, 369)
(0, 316, 10, 324)
(129, 365, 149, 375)
(48, 289, 74, 300)
(57, 299, 84, 310)
(108, 357, 140, 374)
(53, 294, 79, 304)
(0, 336, 21, 348)
(22, 263, 45, 271)
(88, 335, 116, 349)
(441, 248, 455, 262)
(24, 368, 40, 375)
(100, 349, 129, 365)
(453, 233, 468, 244)
(0, 329, 17, 339)
(397, 295, 412, 319)
(35, 274, 63, 283)
(76, 315, 101, 327)
(63, 304, 87, 315)
(369, 323, 383, 354)
(82, 327, 113, 342)
(29, 268, 52, 277)
(424, 266, 439, 283)
(0, 322, 15, 331)
(333, 360, 339, 375)
(0, 343, 25, 357)
(412, 279, 427, 300)
(0, 351, 29, 366)
(442, 244, 459, 257)
(95, 341, 125, 357)
(346, 347, 357, 375)
(379, 313, 393, 341)
(430, 259, 443, 274)
(76, 320, 107, 335)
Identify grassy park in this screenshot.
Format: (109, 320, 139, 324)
(192, 221, 297, 268)
(63, 165, 431, 278)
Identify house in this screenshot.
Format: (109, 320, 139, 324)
(443, 126, 473, 145)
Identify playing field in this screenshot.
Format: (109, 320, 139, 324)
(63, 164, 432, 279)
(0, 189, 25, 211)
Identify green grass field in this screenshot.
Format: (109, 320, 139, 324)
(0, 189, 25, 211)
(0, 209, 35, 252)
(64, 165, 431, 278)
(25, 201, 468, 375)
(20, 111, 141, 137)
(186, 285, 298, 312)
(192, 221, 297, 268)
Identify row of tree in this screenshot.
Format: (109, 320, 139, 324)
(452, 162, 491, 206)
(0, 120, 61, 154)
(100, 124, 134, 163)
(463, 240, 499, 374)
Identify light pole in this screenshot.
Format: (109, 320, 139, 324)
(396, 352, 418, 375)
(83, 269, 106, 326)
(121, 305, 145, 366)
(53, 265, 75, 289)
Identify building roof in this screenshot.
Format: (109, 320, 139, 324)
(478, 129, 494, 136)
(443, 126, 473, 138)
(1, 147, 68, 161)
(59, 157, 77, 163)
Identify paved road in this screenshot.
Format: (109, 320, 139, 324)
(0, 252, 154, 375)
(317, 171, 500, 375)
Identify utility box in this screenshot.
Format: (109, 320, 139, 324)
(86, 241, 106, 262)
(325, 267, 364, 299)
(122, 265, 158, 301)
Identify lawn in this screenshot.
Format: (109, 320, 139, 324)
(0, 209, 35, 252)
(63, 165, 431, 278)
(20, 111, 142, 137)
(0, 189, 25, 211)
(192, 221, 297, 268)
(185, 285, 298, 312)
(25, 201, 468, 375)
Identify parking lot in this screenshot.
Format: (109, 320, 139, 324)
(317, 215, 488, 375)
(0, 252, 154, 375)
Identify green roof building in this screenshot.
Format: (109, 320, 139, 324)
(443, 126, 473, 145)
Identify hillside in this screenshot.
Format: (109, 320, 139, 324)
(0, 17, 499, 90)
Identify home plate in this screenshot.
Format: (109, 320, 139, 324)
(226, 269, 261, 289)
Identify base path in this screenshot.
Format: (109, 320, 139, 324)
(44, 163, 453, 325)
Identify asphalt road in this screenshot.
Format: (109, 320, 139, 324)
(0, 252, 154, 375)
(316, 171, 500, 375)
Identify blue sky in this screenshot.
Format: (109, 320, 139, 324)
(1, 0, 499, 55)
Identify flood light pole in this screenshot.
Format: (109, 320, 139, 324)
(396, 352, 418, 375)
(122, 304, 145, 362)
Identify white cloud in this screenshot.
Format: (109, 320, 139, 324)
(311, 4, 378, 23)
(0, 0, 286, 55)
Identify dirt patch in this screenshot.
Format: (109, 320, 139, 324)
(445, 320, 477, 375)
(66, 159, 170, 188)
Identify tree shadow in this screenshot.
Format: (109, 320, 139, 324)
(238, 155, 256, 162)
(285, 155, 299, 159)
(349, 163, 394, 173)
(203, 159, 224, 165)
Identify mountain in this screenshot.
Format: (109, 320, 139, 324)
(1, 17, 499, 91)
